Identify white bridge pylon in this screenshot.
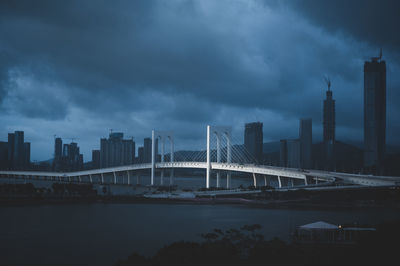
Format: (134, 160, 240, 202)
(206, 125, 232, 189)
(151, 130, 174, 186)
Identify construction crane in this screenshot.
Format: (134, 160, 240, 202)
(68, 137, 78, 143)
(61, 137, 79, 143)
(324, 76, 331, 91)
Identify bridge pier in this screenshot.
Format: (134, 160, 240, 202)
(169, 136, 174, 185)
(161, 136, 165, 186)
(151, 130, 155, 186)
(169, 169, 174, 186)
(152, 130, 174, 186)
(101, 173, 104, 184)
(206, 126, 211, 189)
(277, 176, 282, 188)
(226, 131, 231, 189)
(216, 133, 221, 188)
(207, 125, 232, 189)
(264, 175, 268, 187)
(252, 173, 257, 187)
(127, 171, 130, 185)
(113, 172, 117, 184)
(226, 173, 231, 189)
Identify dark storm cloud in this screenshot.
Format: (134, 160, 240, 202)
(0, 0, 232, 117)
(0, 0, 399, 160)
(285, 0, 400, 145)
(0, 53, 11, 103)
(0, 0, 316, 113)
(289, 0, 400, 54)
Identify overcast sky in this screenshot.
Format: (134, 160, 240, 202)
(1, 0, 399, 162)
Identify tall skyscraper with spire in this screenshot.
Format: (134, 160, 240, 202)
(364, 49, 386, 174)
(323, 79, 335, 143)
(323, 78, 335, 170)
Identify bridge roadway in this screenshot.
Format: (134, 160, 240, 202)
(1, 161, 400, 187)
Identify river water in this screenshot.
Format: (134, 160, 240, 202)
(1, 203, 399, 266)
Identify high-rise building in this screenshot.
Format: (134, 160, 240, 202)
(108, 133, 123, 167)
(92, 150, 100, 169)
(143, 137, 152, 163)
(323, 88, 335, 143)
(13, 131, 25, 169)
(323, 83, 335, 170)
(143, 137, 158, 163)
(137, 146, 144, 163)
(24, 142, 30, 167)
(53, 137, 63, 170)
(62, 144, 69, 157)
(7, 133, 14, 168)
(100, 132, 135, 168)
(66, 142, 81, 170)
(100, 138, 109, 168)
(6, 131, 30, 170)
(280, 140, 288, 167)
(280, 139, 301, 168)
(123, 139, 135, 165)
(299, 119, 312, 169)
(244, 122, 263, 164)
(53, 141, 83, 171)
(54, 137, 62, 159)
(0, 141, 8, 169)
(79, 154, 84, 170)
(364, 53, 386, 174)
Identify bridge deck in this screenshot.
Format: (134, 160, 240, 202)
(1, 161, 399, 187)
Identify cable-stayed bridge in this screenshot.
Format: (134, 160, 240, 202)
(1, 126, 399, 189)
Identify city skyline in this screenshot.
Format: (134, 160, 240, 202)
(1, 3, 400, 266)
(0, 0, 400, 162)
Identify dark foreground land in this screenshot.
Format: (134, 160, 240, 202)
(116, 221, 400, 266)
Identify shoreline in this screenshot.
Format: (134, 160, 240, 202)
(1, 196, 399, 211)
